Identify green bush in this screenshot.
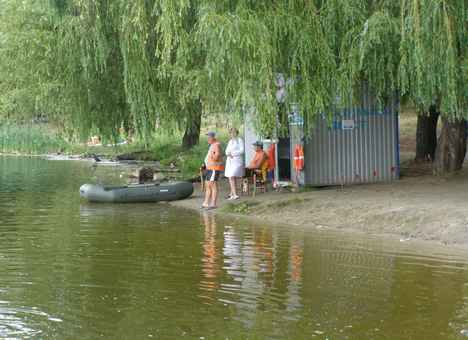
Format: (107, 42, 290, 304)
(149, 133, 228, 179)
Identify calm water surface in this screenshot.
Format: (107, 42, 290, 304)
(0, 156, 467, 339)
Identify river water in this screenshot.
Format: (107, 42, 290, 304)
(0, 156, 467, 339)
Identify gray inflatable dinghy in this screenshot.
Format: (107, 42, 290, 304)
(79, 182, 194, 203)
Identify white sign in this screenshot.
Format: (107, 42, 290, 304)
(342, 119, 355, 130)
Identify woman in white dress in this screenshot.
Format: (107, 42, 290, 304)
(225, 128, 245, 200)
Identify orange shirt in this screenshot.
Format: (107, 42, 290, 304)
(248, 150, 268, 169)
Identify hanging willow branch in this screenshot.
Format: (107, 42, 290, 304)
(0, 0, 58, 121)
(5, 0, 463, 141)
(339, 8, 400, 107)
(399, 0, 466, 118)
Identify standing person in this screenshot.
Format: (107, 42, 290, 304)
(202, 132, 224, 210)
(225, 128, 244, 200)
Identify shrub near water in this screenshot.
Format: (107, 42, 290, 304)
(150, 134, 214, 179)
(0, 124, 68, 154)
(0, 123, 227, 180)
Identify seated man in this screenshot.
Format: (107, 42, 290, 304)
(246, 141, 269, 179)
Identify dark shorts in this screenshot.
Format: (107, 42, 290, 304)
(245, 168, 256, 178)
(205, 170, 221, 182)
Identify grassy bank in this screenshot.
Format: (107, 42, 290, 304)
(67, 133, 219, 179)
(0, 123, 224, 180)
(108, 133, 215, 179)
(0, 123, 69, 154)
(1, 107, 418, 180)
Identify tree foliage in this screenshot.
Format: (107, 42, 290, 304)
(0, 0, 465, 146)
(42, 0, 407, 139)
(399, 0, 466, 118)
(0, 0, 57, 121)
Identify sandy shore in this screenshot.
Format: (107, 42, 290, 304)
(171, 163, 468, 248)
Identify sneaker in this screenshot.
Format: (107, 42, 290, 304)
(230, 195, 240, 200)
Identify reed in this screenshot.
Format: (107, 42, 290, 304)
(0, 123, 69, 154)
(0, 123, 230, 180)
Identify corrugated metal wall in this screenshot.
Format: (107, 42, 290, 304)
(304, 94, 399, 186)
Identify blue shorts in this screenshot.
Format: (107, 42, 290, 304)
(205, 170, 221, 182)
(267, 170, 274, 181)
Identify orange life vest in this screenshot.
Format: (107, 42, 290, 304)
(206, 141, 225, 171)
(293, 144, 304, 171)
(267, 144, 276, 171)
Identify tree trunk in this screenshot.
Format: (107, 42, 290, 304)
(415, 106, 439, 162)
(182, 100, 202, 149)
(433, 117, 467, 174)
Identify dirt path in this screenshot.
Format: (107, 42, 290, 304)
(171, 165, 468, 247)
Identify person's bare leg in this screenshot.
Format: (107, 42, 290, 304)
(202, 181, 211, 207)
(229, 177, 237, 197)
(210, 181, 218, 207)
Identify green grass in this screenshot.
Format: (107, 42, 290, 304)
(222, 201, 261, 214)
(0, 123, 69, 154)
(66, 133, 219, 179)
(264, 197, 311, 209)
(0, 123, 229, 180)
(146, 132, 229, 179)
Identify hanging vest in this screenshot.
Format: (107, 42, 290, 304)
(206, 141, 225, 171)
(293, 144, 305, 171)
(267, 144, 276, 171)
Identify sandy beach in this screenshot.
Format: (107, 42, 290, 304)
(171, 161, 468, 247)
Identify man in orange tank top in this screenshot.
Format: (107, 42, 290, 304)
(202, 131, 224, 210)
(246, 141, 268, 176)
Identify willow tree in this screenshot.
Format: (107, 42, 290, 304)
(196, 0, 401, 135)
(44, 0, 404, 148)
(415, 104, 439, 162)
(48, 0, 211, 147)
(49, 0, 131, 142)
(136, 0, 337, 141)
(0, 0, 57, 122)
(43, 0, 464, 170)
(400, 0, 466, 173)
(164, 2, 210, 149)
(92, 0, 339, 141)
(190, 0, 338, 137)
(329, 0, 400, 107)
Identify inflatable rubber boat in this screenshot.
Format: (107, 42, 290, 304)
(79, 182, 194, 203)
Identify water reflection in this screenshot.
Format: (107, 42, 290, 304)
(199, 211, 306, 332)
(286, 237, 303, 315)
(200, 213, 221, 292)
(1, 156, 468, 339)
(289, 238, 303, 283)
(196, 212, 468, 338)
(0, 304, 62, 339)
